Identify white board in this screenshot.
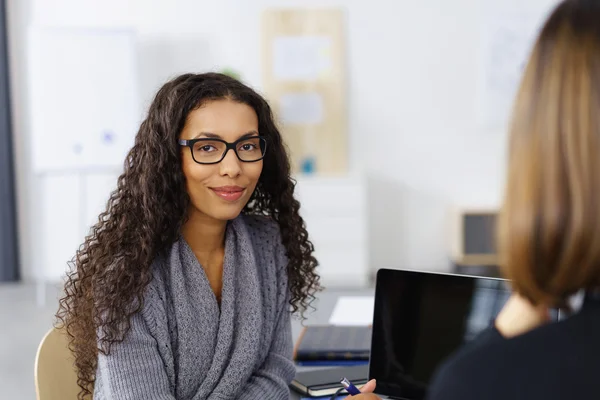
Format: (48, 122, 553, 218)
(478, 0, 559, 129)
(28, 27, 140, 173)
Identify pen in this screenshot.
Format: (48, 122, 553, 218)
(340, 377, 361, 396)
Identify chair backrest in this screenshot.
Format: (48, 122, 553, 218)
(35, 327, 81, 400)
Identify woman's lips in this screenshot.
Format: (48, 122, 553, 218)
(210, 186, 245, 202)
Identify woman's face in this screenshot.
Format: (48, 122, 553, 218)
(180, 99, 263, 222)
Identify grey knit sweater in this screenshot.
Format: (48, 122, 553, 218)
(94, 215, 296, 399)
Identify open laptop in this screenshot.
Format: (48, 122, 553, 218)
(369, 269, 558, 400)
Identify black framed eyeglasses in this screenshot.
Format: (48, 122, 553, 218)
(178, 136, 268, 165)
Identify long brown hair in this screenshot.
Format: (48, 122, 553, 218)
(56, 73, 321, 398)
(499, 0, 600, 308)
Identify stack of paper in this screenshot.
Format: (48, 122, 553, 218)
(328, 296, 375, 326)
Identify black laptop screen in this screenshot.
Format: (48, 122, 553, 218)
(369, 269, 511, 399)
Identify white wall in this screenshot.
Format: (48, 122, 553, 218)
(8, 0, 558, 282)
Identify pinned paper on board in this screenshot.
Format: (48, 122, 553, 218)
(272, 36, 332, 81)
(329, 296, 375, 326)
(279, 92, 324, 125)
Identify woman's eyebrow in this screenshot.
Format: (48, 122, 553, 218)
(194, 130, 259, 140)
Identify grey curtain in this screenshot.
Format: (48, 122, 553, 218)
(0, 0, 20, 282)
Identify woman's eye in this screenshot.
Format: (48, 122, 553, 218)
(200, 145, 216, 152)
(240, 143, 256, 151)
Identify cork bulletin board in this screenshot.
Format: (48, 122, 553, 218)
(262, 9, 347, 174)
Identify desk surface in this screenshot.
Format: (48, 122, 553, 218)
(289, 288, 374, 400)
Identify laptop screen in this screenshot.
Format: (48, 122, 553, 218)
(369, 269, 512, 399)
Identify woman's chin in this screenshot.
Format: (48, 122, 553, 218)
(208, 207, 245, 222)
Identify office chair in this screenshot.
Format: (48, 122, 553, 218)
(35, 327, 80, 400)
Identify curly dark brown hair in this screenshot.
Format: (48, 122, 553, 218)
(56, 72, 321, 398)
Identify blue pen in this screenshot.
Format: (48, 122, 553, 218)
(340, 377, 361, 396)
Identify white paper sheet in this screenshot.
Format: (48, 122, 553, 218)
(279, 92, 324, 125)
(329, 296, 375, 326)
(478, 1, 559, 129)
(272, 36, 332, 81)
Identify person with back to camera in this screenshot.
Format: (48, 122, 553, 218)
(55, 72, 321, 399)
(350, 0, 600, 399)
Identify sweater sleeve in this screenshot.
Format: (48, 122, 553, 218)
(236, 231, 296, 400)
(94, 301, 175, 400)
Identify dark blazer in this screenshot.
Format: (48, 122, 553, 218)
(427, 294, 600, 400)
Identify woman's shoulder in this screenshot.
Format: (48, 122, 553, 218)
(140, 253, 172, 306)
(427, 333, 512, 400)
(429, 314, 600, 400)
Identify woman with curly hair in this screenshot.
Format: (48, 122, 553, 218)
(56, 72, 320, 399)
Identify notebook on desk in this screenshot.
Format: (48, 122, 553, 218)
(293, 325, 371, 364)
(290, 364, 369, 397)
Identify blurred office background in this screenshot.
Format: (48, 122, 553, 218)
(0, 0, 559, 398)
